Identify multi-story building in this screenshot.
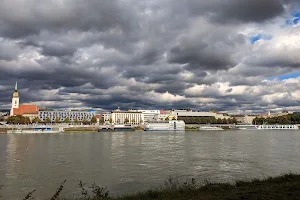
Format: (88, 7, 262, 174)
(259, 111, 293, 119)
(171, 109, 230, 119)
(137, 110, 160, 122)
(38, 110, 95, 122)
(232, 115, 258, 124)
(111, 109, 144, 124)
(102, 112, 111, 124)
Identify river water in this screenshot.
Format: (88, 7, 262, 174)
(0, 130, 300, 199)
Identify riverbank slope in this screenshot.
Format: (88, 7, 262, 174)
(59, 173, 300, 200)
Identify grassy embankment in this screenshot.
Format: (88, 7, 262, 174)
(64, 127, 98, 132)
(109, 174, 300, 200)
(5, 173, 300, 200)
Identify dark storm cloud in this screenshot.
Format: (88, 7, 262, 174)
(176, 0, 285, 23)
(167, 32, 240, 71)
(0, 0, 299, 112)
(0, 0, 137, 38)
(168, 41, 233, 70)
(41, 43, 77, 57)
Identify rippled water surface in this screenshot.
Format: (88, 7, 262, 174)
(1, 130, 300, 199)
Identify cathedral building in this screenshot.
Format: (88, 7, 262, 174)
(10, 82, 39, 120)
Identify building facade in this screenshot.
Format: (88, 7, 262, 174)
(10, 82, 39, 120)
(137, 110, 160, 122)
(38, 111, 95, 122)
(111, 110, 144, 124)
(102, 112, 112, 124)
(171, 109, 230, 119)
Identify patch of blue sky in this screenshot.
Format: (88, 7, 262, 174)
(268, 72, 300, 81)
(249, 34, 272, 44)
(286, 19, 294, 25)
(292, 11, 300, 18)
(285, 11, 300, 25)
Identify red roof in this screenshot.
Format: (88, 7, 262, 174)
(13, 104, 39, 115)
(95, 114, 101, 119)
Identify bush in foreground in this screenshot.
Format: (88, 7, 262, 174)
(1, 173, 300, 200)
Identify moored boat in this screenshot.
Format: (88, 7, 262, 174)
(199, 126, 223, 131)
(145, 120, 185, 131)
(257, 124, 299, 130)
(233, 124, 299, 130)
(98, 124, 135, 132)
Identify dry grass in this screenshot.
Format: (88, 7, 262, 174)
(1, 173, 300, 200)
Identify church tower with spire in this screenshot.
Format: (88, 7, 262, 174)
(10, 82, 19, 116)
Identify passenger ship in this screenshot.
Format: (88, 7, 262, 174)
(235, 124, 299, 130)
(145, 120, 185, 131)
(256, 124, 299, 130)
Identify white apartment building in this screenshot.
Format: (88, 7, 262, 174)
(102, 112, 111, 123)
(111, 111, 144, 124)
(171, 110, 230, 119)
(137, 110, 160, 122)
(38, 111, 95, 122)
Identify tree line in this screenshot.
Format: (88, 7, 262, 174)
(6, 115, 98, 125)
(252, 114, 300, 125)
(178, 116, 237, 124)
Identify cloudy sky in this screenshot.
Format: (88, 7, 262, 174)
(0, 0, 300, 113)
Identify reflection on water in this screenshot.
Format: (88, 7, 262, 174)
(0, 130, 300, 199)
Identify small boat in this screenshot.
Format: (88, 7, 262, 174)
(145, 120, 185, 131)
(7, 127, 64, 134)
(199, 126, 223, 131)
(98, 124, 135, 132)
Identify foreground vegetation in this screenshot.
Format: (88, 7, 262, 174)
(253, 114, 300, 125)
(1, 173, 300, 200)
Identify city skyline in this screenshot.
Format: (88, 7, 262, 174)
(0, 1, 299, 113)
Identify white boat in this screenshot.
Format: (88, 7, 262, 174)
(199, 126, 223, 131)
(234, 125, 258, 130)
(7, 127, 64, 134)
(145, 120, 185, 131)
(257, 124, 299, 130)
(234, 124, 299, 130)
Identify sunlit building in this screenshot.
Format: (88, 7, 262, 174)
(10, 82, 39, 121)
(111, 108, 144, 124)
(38, 110, 95, 122)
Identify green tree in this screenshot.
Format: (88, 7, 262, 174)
(64, 117, 70, 124)
(45, 117, 51, 124)
(54, 117, 60, 124)
(82, 117, 88, 125)
(91, 116, 97, 124)
(109, 117, 112, 124)
(74, 118, 79, 125)
(6, 115, 20, 124)
(124, 118, 129, 124)
(216, 118, 223, 124)
(99, 116, 104, 124)
(172, 116, 177, 120)
(32, 117, 41, 124)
